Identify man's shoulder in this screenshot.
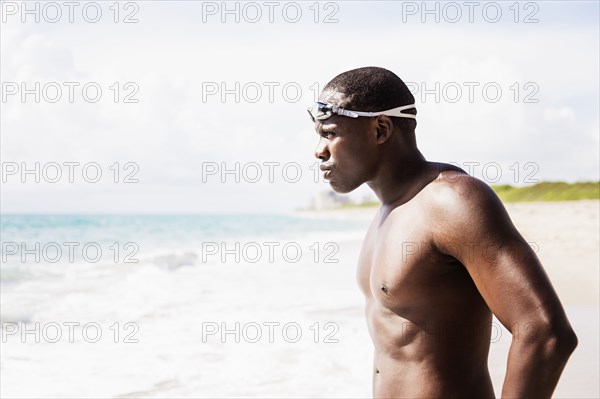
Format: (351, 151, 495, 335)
(418, 167, 511, 252)
(421, 168, 501, 219)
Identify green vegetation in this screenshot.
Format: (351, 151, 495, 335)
(339, 201, 380, 209)
(492, 181, 600, 202)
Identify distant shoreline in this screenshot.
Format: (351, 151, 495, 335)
(301, 181, 600, 211)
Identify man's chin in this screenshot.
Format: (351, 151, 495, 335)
(328, 179, 357, 194)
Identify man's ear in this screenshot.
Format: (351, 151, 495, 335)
(375, 116, 394, 144)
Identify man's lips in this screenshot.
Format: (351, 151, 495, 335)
(320, 164, 335, 180)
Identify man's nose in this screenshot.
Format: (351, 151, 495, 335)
(314, 137, 330, 161)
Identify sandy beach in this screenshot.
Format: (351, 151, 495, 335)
(1, 201, 598, 398)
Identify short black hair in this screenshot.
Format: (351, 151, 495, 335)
(323, 66, 417, 134)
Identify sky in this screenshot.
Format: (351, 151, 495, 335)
(1, 0, 599, 214)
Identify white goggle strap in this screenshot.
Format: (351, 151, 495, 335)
(334, 104, 417, 119)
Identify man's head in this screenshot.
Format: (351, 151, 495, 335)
(311, 66, 417, 193)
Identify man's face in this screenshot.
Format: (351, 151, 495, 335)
(312, 90, 379, 194)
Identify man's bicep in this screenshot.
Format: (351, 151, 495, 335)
(434, 179, 567, 334)
(464, 236, 562, 332)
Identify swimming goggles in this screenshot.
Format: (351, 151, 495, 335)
(307, 102, 417, 122)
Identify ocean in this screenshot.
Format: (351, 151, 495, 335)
(0, 213, 375, 398)
(1, 207, 598, 398)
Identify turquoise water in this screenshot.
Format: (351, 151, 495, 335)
(1, 213, 366, 244)
(1, 214, 373, 397)
(1, 212, 370, 328)
(0, 213, 369, 282)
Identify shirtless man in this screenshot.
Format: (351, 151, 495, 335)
(308, 67, 577, 398)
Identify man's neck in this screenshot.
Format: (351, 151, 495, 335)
(367, 150, 430, 207)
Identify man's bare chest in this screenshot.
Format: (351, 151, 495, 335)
(356, 209, 461, 309)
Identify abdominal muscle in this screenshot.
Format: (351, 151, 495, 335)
(366, 299, 496, 399)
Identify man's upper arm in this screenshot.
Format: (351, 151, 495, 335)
(431, 176, 571, 338)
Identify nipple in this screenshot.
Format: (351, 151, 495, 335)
(380, 283, 388, 294)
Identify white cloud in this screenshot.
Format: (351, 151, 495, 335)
(1, 2, 598, 213)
